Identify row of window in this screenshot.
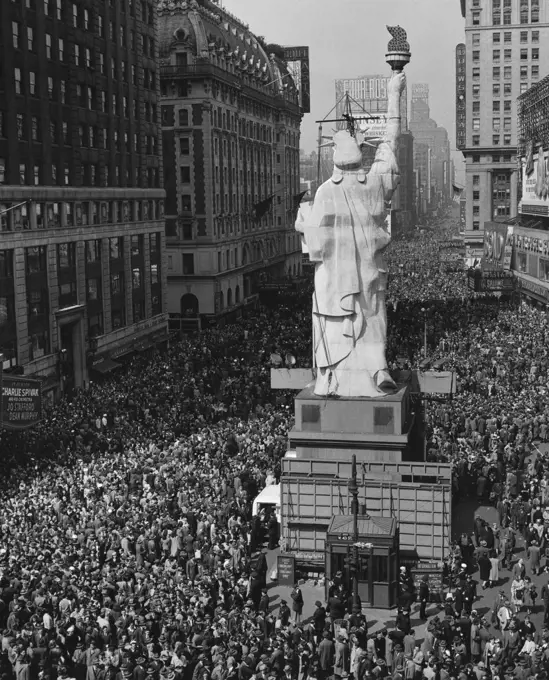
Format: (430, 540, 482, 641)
(472, 134, 513, 146)
(0, 158, 160, 189)
(472, 117, 513, 130)
(471, 0, 539, 24)
(472, 48, 539, 61)
(17, 0, 155, 25)
(473, 30, 540, 44)
(0, 200, 163, 231)
(470, 65, 540, 81)
(469, 153, 516, 163)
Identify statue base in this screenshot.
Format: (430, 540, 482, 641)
(288, 383, 420, 463)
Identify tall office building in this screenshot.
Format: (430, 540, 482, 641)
(409, 83, 452, 216)
(457, 0, 549, 259)
(0, 0, 166, 403)
(157, 0, 304, 328)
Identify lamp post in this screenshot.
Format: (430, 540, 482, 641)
(421, 307, 427, 358)
(347, 454, 361, 615)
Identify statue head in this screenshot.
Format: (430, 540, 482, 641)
(333, 130, 362, 169)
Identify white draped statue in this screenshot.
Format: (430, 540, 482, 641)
(296, 72, 406, 398)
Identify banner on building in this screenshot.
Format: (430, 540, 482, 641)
(482, 222, 511, 270)
(521, 146, 549, 216)
(283, 46, 310, 113)
(1, 375, 42, 430)
(455, 44, 466, 151)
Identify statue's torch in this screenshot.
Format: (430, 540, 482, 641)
(385, 25, 411, 72)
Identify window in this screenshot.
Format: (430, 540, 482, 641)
(181, 195, 192, 212)
(473, 221, 480, 231)
(178, 109, 189, 126)
(111, 272, 123, 295)
(493, 100, 500, 112)
(472, 11, 480, 24)
(493, 83, 500, 96)
(473, 135, 480, 146)
(473, 174, 480, 186)
(473, 67, 480, 80)
(532, 31, 539, 43)
(472, 118, 480, 131)
(180, 138, 190, 154)
(109, 236, 123, 260)
(83, 8, 89, 29)
(504, 100, 511, 111)
(12, 22, 19, 49)
(29, 71, 36, 95)
(132, 268, 141, 289)
(532, 65, 540, 79)
(111, 309, 125, 330)
(503, 66, 511, 79)
(86, 240, 101, 263)
(16, 114, 24, 140)
(473, 50, 480, 62)
(473, 154, 480, 163)
(180, 166, 190, 183)
(504, 83, 511, 95)
(520, 65, 528, 78)
(493, 67, 500, 79)
(493, 118, 501, 131)
(27, 27, 34, 51)
(473, 84, 480, 97)
(493, 32, 500, 43)
(492, 50, 499, 61)
(182, 254, 194, 275)
(15, 68, 22, 94)
(56, 0, 61, 19)
(504, 134, 511, 145)
(473, 33, 480, 46)
(473, 206, 480, 216)
(504, 49, 511, 60)
(520, 82, 529, 94)
(72, 2, 78, 27)
(493, 135, 500, 145)
(532, 48, 539, 60)
(60, 80, 65, 103)
(130, 234, 142, 256)
(31, 116, 39, 141)
(521, 48, 528, 59)
(33, 165, 40, 185)
(520, 30, 528, 42)
(0, 159, 5, 185)
(517, 252, 527, 272)
(45, 33, 52, 59)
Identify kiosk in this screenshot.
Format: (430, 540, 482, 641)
(326, 515, 399, 609)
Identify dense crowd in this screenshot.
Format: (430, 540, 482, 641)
(3, 215, 549, 679)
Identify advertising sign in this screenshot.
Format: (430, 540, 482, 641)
(1, 375, 42, 430)
(277, 554, 296, 586)
(358, 114, 388, 139)
(512, 227, 549, 255)
(283, 46, 310, 113)
(482, 222, 511, 270)
(520, 147, 549, 216)
(456, 44, 466, 151)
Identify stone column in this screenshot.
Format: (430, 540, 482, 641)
(101, 238, 112, 334)
(14, 248, 29, 364)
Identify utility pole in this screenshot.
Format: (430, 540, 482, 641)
(347, 454, 361, 614)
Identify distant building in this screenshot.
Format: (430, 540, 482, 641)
(0, 0, 166, 403)
(157, 0, 303, 329)
(409, 85, 451, 216)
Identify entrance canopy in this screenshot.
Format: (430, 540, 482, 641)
(92, 358, 122, 374)
(327, 514, 397, 541)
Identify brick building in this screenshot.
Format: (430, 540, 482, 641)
(0, 0, 166, 403)
(157, 0, 303, 328)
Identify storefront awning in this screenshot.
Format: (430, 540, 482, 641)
(92, 358, 122, 374)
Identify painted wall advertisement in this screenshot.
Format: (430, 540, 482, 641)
(1, 375, 42, 430)
(455, 44, 466, 151)
(482, 222, 512, 270)
(521, 146, 549, 216)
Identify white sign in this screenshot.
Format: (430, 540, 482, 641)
(521, 148, 549, 210)
(358, 115, 387, 139)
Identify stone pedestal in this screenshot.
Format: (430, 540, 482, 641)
(288, 384, 415, 462)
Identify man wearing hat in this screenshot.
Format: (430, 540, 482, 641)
(312, 601, 326, 643)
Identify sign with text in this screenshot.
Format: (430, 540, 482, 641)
(512, 227, 549, 255)
(1, 376, 42, 430)
(482, 222, 511, 270)
(277, 554, 296, 586)
(455, 44, 466, 151)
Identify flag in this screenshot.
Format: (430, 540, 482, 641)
(253, 195, 274, 222)
(291, 190, 308, 217)
(452, 184, 463, 204)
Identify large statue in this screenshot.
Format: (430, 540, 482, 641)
(296, 28, 410, 398)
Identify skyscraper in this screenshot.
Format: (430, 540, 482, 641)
(0, 0, 166, 402)
(457, 0, 549, 258)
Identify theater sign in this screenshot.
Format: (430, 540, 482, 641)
(520, 145, 549, 217)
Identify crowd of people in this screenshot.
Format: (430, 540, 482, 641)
(3, 215, 549, 679)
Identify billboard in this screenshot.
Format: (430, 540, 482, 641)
(520, 146, 549, 216)
(334, 75, 408, 130)
(456, 44, 466, 150)
(411, 83, 429, 100)
(283, 46, 310, 113)
(482, 222, 512, 270)
(1, 375, 42, 430)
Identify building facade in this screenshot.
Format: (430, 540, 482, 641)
(409, 84, 452, 217)
(458, 0, 549, 258)
(0, 0, 167, 402)
(157, 0, 303, 329)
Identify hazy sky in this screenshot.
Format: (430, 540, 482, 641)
(223, 0, 466, 179)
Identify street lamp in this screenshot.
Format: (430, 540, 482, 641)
(421, 307, 427, 358)
(347, 454, 361, 615)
